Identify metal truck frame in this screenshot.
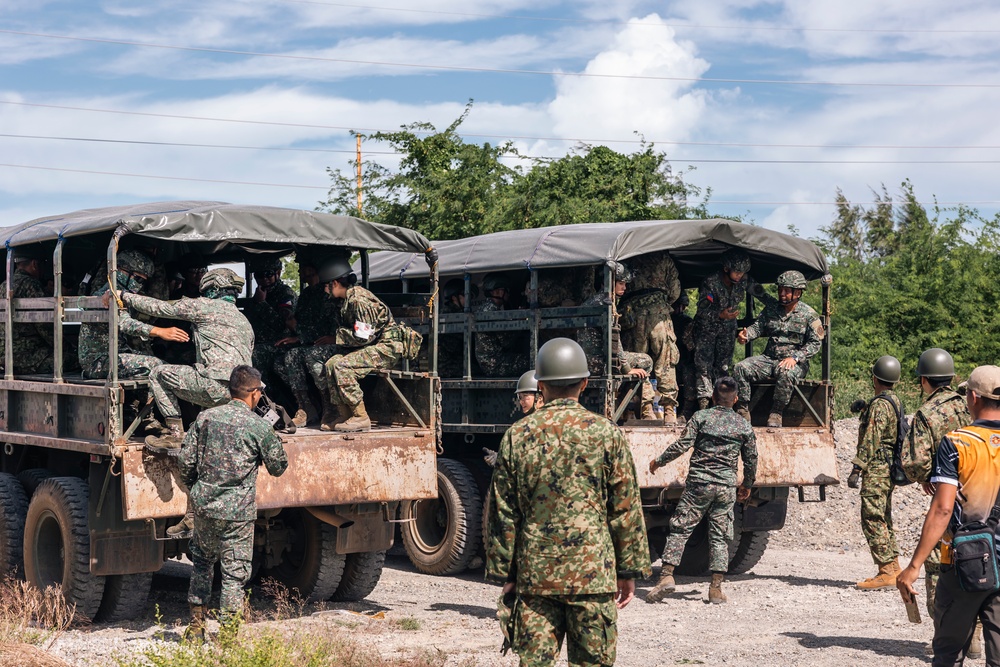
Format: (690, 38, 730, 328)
(366, 219, 840, 576)
(0, 202, 440, 621)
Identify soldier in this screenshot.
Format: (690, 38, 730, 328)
(78, 248, 188, 380)
(577, 261, 656, 420)
(113, 268, 254, 451)
(171, 254, 208, 299)
(672, 291, 697, 420)
(0, 246, 54, 374)
(692, 249, 765, 411)
(620, 251, 682, 424)
(486, 338, 650, 666)
(319, 256, 421, 432)
(900, 347, 975, 655)
(514, 369, 542, 416)
(734, 270, 824, 427)
(245, 256, 296, 388)
(438, 277, 478, 378)
(646, 377, 757, 604)
(474, 273, 529, 377)
(178, 365, 287, 639)
(847, 355, 904, 590)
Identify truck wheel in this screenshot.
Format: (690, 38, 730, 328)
(675, 504, 769, 576)
(23, 477, 106, 620)
(329, 551, 386, 602)
(264, 509, 345, 602)
(0, 472, 29, 577)
(18, 468, 53, 497)
(95, 572, 154, 623)
(400, 459, 481, 576)
(727, 527, 770, 575)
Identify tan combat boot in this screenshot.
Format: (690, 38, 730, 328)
(967, 621, 984, 659)
(144, 417, 185, 452)
(336, 401, 372, 432)
(640, 401, 656, 420)
(766, 412, 783, 428)
(183, 604, 206, 642)
(708, 573, 727, 604)
(166, 513, 194, 539)
(320, 388, 348, 431)
(856, 558, 900, 590)
(645, 564, 676, 603)
(291, 390, 319, 427)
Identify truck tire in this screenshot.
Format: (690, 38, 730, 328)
(24, 477, 106, 620)
(95, 572, 154, 623)
(18, 468, 53, 497)
(329, 551, 386, 602)
(264, 509, 345, 602)
(674, 504, 769, 576)
(400, 458, 481, 576)
(0, 472, 29, 577)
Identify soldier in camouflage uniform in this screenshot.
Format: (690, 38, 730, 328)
(847, 356, 904, 590)
(178, 365, 287, 639)
(620, 251, 682, 424)
(577, 261, 656, 420)
(118, 268, 254, 450)
(438, 278, 478, 378)
(734, 270, 824, 428)
(901, 348, 972, 641)
(245, 257, 296, 388)
(319, 257, 420, 432)
(475, 273, 529, 378)
(0, 247, 54, 374)
(486, 338, 650, 667)
(672, 291, 697, 420)
(646, 377, 757, 605)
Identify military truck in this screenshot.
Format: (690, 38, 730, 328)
(365, 219, 839, 576)
(0, 202, 440, 620)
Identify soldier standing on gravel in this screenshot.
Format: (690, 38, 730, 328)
(178, 365, 288, 639)
(848, 356, 904, 590)
(646, 376, 757, 605)
(486, 338, 650, 667)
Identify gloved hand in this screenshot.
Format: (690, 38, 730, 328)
(847, 466, 861, 489)
(849, 399, 867, 414)
(482, 447, 499, 468)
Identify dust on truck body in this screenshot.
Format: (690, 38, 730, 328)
(367, 219, 839, 576)
(0, 202, 440, 620)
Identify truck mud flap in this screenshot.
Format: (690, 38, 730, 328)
(740, 498, 787, 532)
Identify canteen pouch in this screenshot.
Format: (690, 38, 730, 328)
(952, 522, 1000, 593)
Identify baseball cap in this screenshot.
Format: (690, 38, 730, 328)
(958, 365, 1000, 400)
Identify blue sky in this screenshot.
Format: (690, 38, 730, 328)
(3, 0, 1000, 239)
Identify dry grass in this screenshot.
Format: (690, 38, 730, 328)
(0, 577, 76, 648)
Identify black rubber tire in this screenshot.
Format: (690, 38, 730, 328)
(264, 509, 345, 602)
(0, 472, 29, 578)
(24, 477, 106, 620)
(674, 504, 770, 576)
(329, 551, 386, 602)
(18, 468, 53, 497)
(95, 572, 154, 623)
(400, 458, 482, 576)
(728, 526, 771, 575)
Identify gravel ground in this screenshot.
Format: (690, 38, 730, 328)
(38, 418, 950, 667)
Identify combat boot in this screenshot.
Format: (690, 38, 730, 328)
(320, 388, 348, 431)
(766, 412, 783, 428)
(336, 401, 372, 432)
(697, 398, 710, 411)
(291, 390, 319, 427)
(856, 558, 900, 590)
(640, 401, 656, 420)
(708, 573, 727, 604)
(645, 564, 676, 603)
(734, 402, 751, 422)
(183, 604, 206, 642)
(662, 408, 677, 425)
(144, 417, 184, 452)
(967, 621, 984, 659)
(166, 513, 194, 539)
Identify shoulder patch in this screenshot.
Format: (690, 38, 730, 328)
(810, 318, 825, 339)
(992, 434, 1000, 447)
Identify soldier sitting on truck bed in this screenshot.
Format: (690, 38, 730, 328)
(438, 277, 478, 378)
(672, 291, 697, 420)
(474, 272, 529, 377)
(0, 246, 55, 375)
(245, 256, 297, 391)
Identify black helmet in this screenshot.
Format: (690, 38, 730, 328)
(11, 245, 51, 263)
(482, 272, 510, 294)
(722, 249, 751, 273)
(249, 256, 282, 275)
(318, 256, 354, 284)
(516, 370, 539, 394)
(916, 348, 955, 380)
(777, 270, 808, 289)
(872, 355, 901, 384)
(534, 338, 590, 384)
(443, 278, 478, 300)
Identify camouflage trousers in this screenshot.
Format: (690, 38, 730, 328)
(83, 353, 163, 380)
(2, 344, 53, 375)
(627, 322, 679, 410)
(512, 593, 617, 667)
(926, 542, 942, 621)
(478, 350, 530, 378)
(148, 364, 229, 419)
(662, 482, 736, 573)
(733, 355, 808, 412)
(325, 340, 402, 407)
(859, 462, 898, 565)
(274, 344, 339, 392)
(676, 358, 697, 410)
(188, 514, 254, 615)
(252, 344, 283, 387)
(694, 322, 738, 399)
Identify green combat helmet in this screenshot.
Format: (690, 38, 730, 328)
(872, 355, 901, 384)
(199, 268, 245, 294)
(481, 272, 511, 294)
(117, 248, 155, 277)
(516, 370, 539, 395)
(776, 270, 807, 289)
(915, 348, 955, 380)
(722, 248, 751, 273)
(318, 256, 354, 284)
(534, 337, 590, 385)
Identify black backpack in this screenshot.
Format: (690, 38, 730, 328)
(875, 395, 911, 486)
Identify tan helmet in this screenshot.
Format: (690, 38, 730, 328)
(199, 268, 245, 294)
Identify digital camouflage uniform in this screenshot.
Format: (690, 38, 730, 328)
(672, 304, 696, 411)
(78, 281, 165, 380)
(0, 268, 53, 374)
(486, 399, 651, 667)
(853, 391, 903, 565)
(121, 293, 254, 419)
(620, 252, 681, 413)
(900, 386, 970, 619)
(733, 300, 824, 413)
(245, 279, 296, 385)
(177, 399, 287, 616)
(474, 298, 530, 378)
(655, 406, 758, 573)
(437, 299, 468, 378)
(275, 283, 339, 391)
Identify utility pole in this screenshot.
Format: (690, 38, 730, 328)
(356, 134, 363, 215)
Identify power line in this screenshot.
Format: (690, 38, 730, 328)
(0, 163, 328, 190)
(0, 132, 398, 155)
(4, 27, 1000, 88)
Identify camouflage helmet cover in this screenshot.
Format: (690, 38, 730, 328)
(607, 261, 633, 283)
(776, 270, 808, 289)
(200, 267, 245, 293)
(722, 248, 751, 273)
(872, 355, 902, 384)
(534, 337, 590, 383)
(516, 370, 539, 394)
(916, 347, 955, 380)
(117, 248, 155, 277)
(481, 272, 511, 294)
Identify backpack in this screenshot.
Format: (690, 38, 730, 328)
(875, 395, 911, 486)
(254, 390, 297, 434)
